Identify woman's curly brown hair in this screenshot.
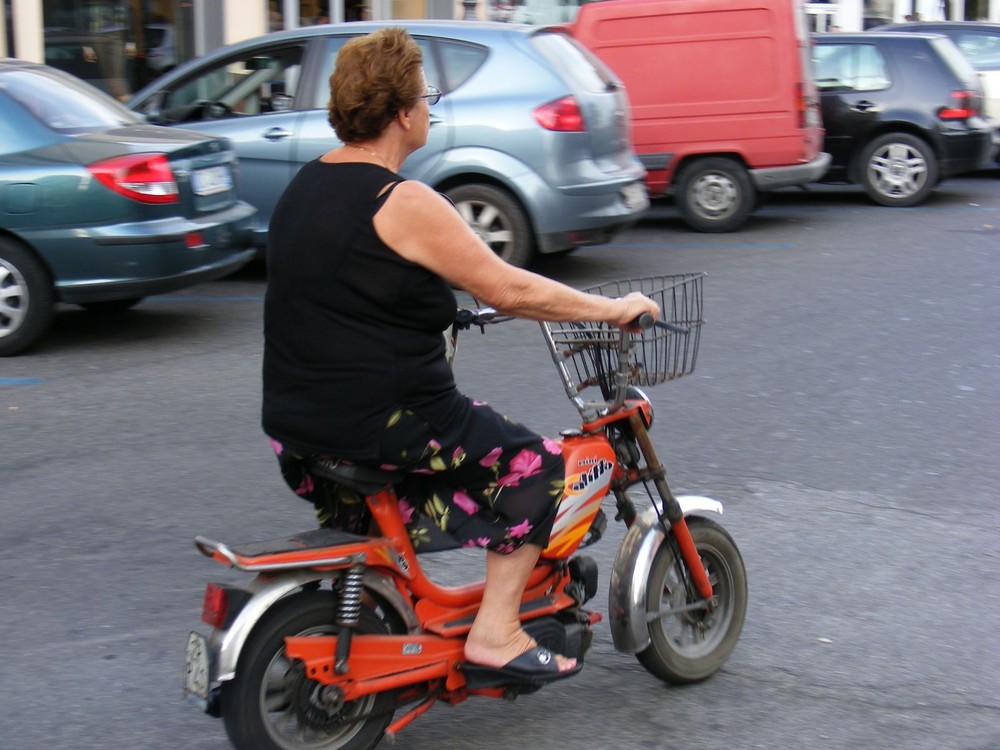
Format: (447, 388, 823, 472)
(327, 27, 424, 142)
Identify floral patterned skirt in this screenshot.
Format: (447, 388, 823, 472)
(270, 398, 565, 553)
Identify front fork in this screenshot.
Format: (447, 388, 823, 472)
(626, 412, 715, 604)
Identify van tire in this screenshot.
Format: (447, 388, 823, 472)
(858, 132, 938, 207)
(0, 238, 55, 357)
(445, 184, 534, 268)
(675, 158, 755, 233)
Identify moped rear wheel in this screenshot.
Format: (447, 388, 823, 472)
(221, 591, 398, 750)
(637, 517, 747, 683)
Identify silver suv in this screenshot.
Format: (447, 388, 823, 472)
(129, 21, 649, 267)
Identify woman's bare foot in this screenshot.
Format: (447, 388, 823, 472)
(465, 544, 577, 672)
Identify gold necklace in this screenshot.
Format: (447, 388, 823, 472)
(347, 143, 389, 169)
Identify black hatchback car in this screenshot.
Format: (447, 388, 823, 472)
(812, 32, 993, 206)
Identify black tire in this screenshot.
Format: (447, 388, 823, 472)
(221, 591, 398, 750)
(445, 184, 534, 267)
(78, 298, 143, 313)
(858, 132, 938, 207)
(636, 517, 747, 684)
(675, 157, 755, 232)
(0, 238, 55, 357)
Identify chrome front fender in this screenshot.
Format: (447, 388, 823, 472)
(608, 495, 723, 654)
(208, 569, 418, 685)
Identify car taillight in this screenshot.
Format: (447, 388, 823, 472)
(533, 96, 585, 132)
(939, 90, 980, 120)
(87, 153, 180, 204)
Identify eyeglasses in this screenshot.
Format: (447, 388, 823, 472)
(419, 85, 441, 106)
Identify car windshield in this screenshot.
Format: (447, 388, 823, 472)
(0, 67, 138, 133)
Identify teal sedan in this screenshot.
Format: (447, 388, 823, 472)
(0, 60, 258, 356)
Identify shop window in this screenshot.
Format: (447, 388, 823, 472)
(42, 1, 187, 100)
(270, 0, 334, 29)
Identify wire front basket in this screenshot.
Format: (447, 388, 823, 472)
(545, 273, 705, 398)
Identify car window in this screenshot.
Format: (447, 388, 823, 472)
(813, 43, 890, 92)
(0, 67, 137, 133)
(311, 36, 355, 109)
(412, 38, 442, 93)
(436, 40, 488, 91)
(311, 36, 445, 109)
(159, 45, 304, 122)
(530, 30, 619, 93)
(930, 36, 988, 82)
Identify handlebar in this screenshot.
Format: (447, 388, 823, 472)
(635, 312, 655, 330)
(459, 308, 668, 334)
(632, 312, 691, 336)
(446, 307, 513, 369)
(452, 307, 511, 331)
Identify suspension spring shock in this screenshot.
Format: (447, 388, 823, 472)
(338, 564, 364, 627)
(334, 563, 365, 674)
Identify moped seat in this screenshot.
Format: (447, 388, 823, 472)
(306, 457, 405, 496)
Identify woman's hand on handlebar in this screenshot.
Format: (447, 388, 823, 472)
(614, 292, 660, 332)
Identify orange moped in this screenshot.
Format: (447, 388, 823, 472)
(184, 274, 747, 750)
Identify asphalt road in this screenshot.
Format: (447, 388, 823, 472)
(2, 171, 999, 750)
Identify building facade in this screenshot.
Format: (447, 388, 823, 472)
(1, 0, 459, 98)
(3, 0, 999, 100)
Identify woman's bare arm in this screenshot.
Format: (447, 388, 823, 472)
(374, 181, 658, 326)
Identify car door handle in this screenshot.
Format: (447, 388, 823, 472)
(849, 100, 878, 113)
(263, 127, 294, 141)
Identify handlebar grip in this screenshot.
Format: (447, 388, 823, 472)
(635, 312, 656, 330)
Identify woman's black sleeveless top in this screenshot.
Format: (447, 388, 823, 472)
(262, 160, 461, 459)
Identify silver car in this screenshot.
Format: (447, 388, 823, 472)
(129, 21, 649, 267)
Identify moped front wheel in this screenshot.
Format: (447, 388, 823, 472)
(637, 517, 747, 683)
(221, 591, 398, 750)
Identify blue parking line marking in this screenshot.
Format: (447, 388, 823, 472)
(0, 377, 46, 385)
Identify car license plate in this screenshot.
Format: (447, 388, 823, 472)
(191, 165, 233, 196)
(184, 631, 210, 700)
(622, 181, 649, 211)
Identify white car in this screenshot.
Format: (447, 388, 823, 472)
(144, 23, 176, 73)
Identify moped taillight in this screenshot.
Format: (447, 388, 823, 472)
(202, 582, 250, 629)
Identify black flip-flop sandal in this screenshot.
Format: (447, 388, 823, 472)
(461, 646, 583, 689)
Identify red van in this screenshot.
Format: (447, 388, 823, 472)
(564, 0, 831, 232)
